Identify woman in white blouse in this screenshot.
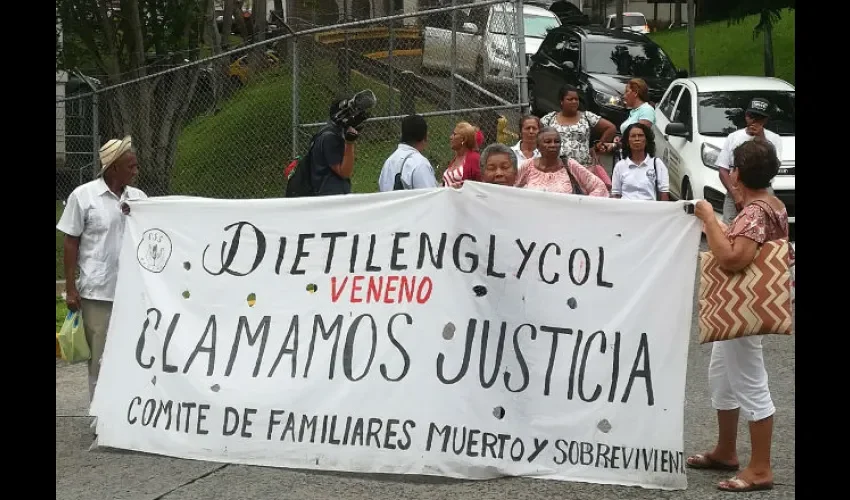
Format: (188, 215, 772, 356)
(510, 115, 541, 169)
(610, 122, 670, 201)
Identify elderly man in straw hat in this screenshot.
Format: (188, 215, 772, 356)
(56, 136, 147, 406)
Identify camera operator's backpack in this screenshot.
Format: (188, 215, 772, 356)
(285, 125, 335, 198)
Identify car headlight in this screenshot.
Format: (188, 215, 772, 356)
(594, 90, 624, 109)
(701, 142, 720, 169)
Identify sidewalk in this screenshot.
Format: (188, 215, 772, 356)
(56, 269, 796, 499)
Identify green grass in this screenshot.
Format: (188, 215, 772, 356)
(56, 58, 461, 279)
(171, 58, 460, 198)
(649, 9, 795, 84)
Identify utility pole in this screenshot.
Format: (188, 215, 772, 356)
(687, 0, 696, 75)
(615, 0, 623, 30)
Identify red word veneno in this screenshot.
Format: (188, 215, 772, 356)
(330, 275, 434, 304)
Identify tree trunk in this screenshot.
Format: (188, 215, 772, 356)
(62, 0, 211, 197)
(131, 67, 202, 196)
(615, 0, 623, 29)
(255, 0, 268, 41)
(763, 14, 775, 77)
(223, 0, 235, 47)
(687, 0, 696, 75)
(233, 1, 251, 43)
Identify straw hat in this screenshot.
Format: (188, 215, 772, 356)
(97, 135, 133, 177)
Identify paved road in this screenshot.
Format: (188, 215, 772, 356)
(56, 246, 795, 500)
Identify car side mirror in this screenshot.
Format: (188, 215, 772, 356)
(562, 61, 575, 71)
(665, 122, 689, 137)
(676, 69, 689, 78)
(462, 22, 478, 34)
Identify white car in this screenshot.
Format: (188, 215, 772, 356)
(604, 12, 650, 34)
(421, 2, 561, 86)
(653, 76, 795, 235)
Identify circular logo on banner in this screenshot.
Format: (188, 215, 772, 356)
(137, 228, 173, 273)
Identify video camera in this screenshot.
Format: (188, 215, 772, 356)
(331, 89, 377, 129)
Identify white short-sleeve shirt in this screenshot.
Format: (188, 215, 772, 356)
(56, 178, 147, 301)
(378, 144, 438, 192)
(611, 154, 669, 201)
(715, 128, 783, 171)
(510, 141, 540, 171)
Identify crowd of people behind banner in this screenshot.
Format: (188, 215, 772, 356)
(57, 77, 792, 493)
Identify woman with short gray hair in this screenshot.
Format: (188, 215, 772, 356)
(479, 143, 518, 186)
(514, 126, 609, 196)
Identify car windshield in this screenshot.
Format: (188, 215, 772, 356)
(584, 41, 677, 79)
(490, 12, 559, 38)
(697, 90, 796, 136)
(609, 15, 646, 26)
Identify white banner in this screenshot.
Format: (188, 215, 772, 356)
(92, 182, 701, 490)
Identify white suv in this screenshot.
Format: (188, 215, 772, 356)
(653, 76, 795, 237)
(604, 12, 650, 34)
(422, 2, 561, 86)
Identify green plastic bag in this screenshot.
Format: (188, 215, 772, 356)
(58, 310, 90, 364)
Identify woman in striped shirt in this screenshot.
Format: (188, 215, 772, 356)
(441, 121, 482, 188)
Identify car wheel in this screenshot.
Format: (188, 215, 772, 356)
(681, 179, 694, 201)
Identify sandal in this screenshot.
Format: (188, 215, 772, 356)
(718, 476, 774, 492)
(686, 453, 739, 471)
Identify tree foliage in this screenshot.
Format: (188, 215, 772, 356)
(726, 0, 793, 77)
(56, 0, 214, 196)
(727, 0, 794, 39)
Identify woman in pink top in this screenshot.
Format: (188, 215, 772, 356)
(442, 121, 482, 188)
(514, 127, 609, 196)
(687, 138, 791, 493)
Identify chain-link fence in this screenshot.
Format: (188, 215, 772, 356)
(55, 0, 536, 202)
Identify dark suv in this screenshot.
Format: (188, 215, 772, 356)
(527, 0, 591, 25)
(527, 26, 687, 128)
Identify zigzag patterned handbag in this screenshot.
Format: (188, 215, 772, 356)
(698, 204, 794, 344)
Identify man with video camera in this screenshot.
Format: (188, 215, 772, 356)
(288, 91, 375, 197)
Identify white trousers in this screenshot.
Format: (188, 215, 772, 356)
(708, 336, 776, 422)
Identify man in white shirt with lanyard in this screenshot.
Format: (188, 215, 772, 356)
(56, 136, 147, 407)
(378, 114, 438, 191)
(715, 97, 783, 223)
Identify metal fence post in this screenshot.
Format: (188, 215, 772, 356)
(343, 2, 351, 94)
(291, 36, 299, 159)
(388, 16, 395, 117)
(91, 93, 100, 181)
(514, 0, 529, 115)
(450, 0, 457, 116)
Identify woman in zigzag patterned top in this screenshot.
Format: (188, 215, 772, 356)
(688, 138, 791, 493)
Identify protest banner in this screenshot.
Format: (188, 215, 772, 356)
(91, 182, 702, 490)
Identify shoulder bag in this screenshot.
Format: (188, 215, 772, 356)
(697, 200, 794, 343)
